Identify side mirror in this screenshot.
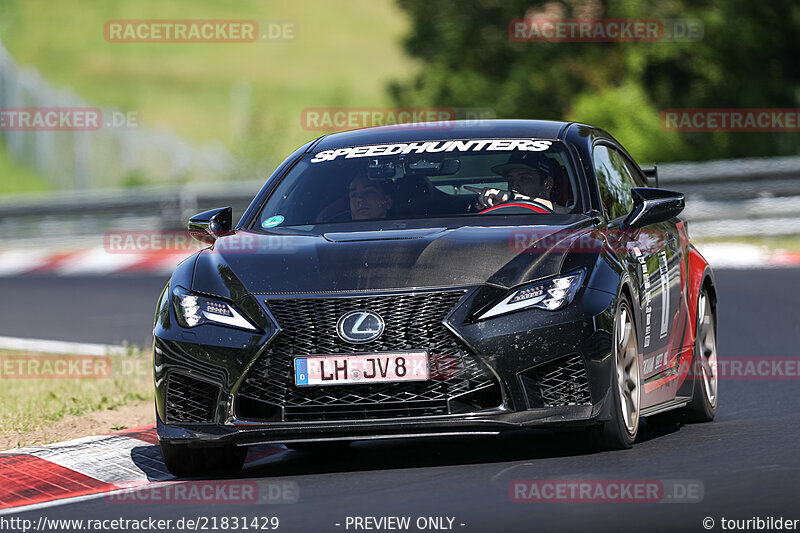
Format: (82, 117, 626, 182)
(188, 207, 233, 243)
(624, 188, 684, 228)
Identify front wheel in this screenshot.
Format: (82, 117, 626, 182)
(591, 295, 641, 450)
(160, 441, 247, 478)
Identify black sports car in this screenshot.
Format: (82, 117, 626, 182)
(153, 120, 718, 476)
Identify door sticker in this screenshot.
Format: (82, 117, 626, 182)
(634, 248, 653, 349)
(658, 251, 669, 339)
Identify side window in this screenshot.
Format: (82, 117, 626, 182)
(592, 145, 638, 220)
(621, 157, 648, 188)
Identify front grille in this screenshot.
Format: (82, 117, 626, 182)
(236, 291, 500, 421)
(520, 354, 592, 408)
(165, 372, 219, 423)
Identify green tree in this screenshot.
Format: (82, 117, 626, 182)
(391, 0, 800, 162)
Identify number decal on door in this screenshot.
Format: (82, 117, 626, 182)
(658, 251, 669, 339)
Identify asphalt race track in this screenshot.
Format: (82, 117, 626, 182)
(0, 275, 169, 347)
(5, 268, 800, 532)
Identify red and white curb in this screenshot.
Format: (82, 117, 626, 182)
(0, 425, 288, 513)
(0, 248, 190, 277)
(697, 243, 800, 269)
(2, 243, 800, 277)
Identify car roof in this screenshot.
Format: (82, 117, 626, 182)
(310, 119, 573, 151)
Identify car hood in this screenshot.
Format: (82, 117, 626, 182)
(191, 220, 597, 301)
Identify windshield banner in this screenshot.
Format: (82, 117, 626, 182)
(310, 139, 553, 163)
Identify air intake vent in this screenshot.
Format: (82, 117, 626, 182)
(520, 354, 592, 408)
(166, 372, 219, 423)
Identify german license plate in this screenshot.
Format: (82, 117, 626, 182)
(294, 352, 429, 387)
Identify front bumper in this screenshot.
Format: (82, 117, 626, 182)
(156, 400, 611, 447)
(154, 285, 618, 446)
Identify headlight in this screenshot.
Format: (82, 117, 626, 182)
(172, 286, 258, 331)
(478, 270, 584, 320)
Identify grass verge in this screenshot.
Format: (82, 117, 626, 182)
(0, 145, 53, 195)
(0, 0, 416, 167)
(0, 348, 153, 448)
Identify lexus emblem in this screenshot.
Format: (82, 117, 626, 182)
(337, 310, 384, 343)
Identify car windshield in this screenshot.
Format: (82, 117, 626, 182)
(255, 138, 582, 230)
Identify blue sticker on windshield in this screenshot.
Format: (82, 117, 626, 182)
(262, 215, 284, 228)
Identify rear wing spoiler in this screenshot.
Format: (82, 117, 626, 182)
(643, 165, 659, 188)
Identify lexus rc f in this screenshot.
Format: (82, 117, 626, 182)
(152, 120, 718, 476)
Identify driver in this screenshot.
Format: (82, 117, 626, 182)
(476, 153, 556, 210)
(349, 175, 393, 220)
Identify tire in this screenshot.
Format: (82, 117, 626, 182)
(285, 441, 352, 452)
(160, 441, 247, 478)
(684, 287, 718, 422)
(591, 295, 641, 450)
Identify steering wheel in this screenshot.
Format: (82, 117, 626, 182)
(478, 200, 553, 215)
